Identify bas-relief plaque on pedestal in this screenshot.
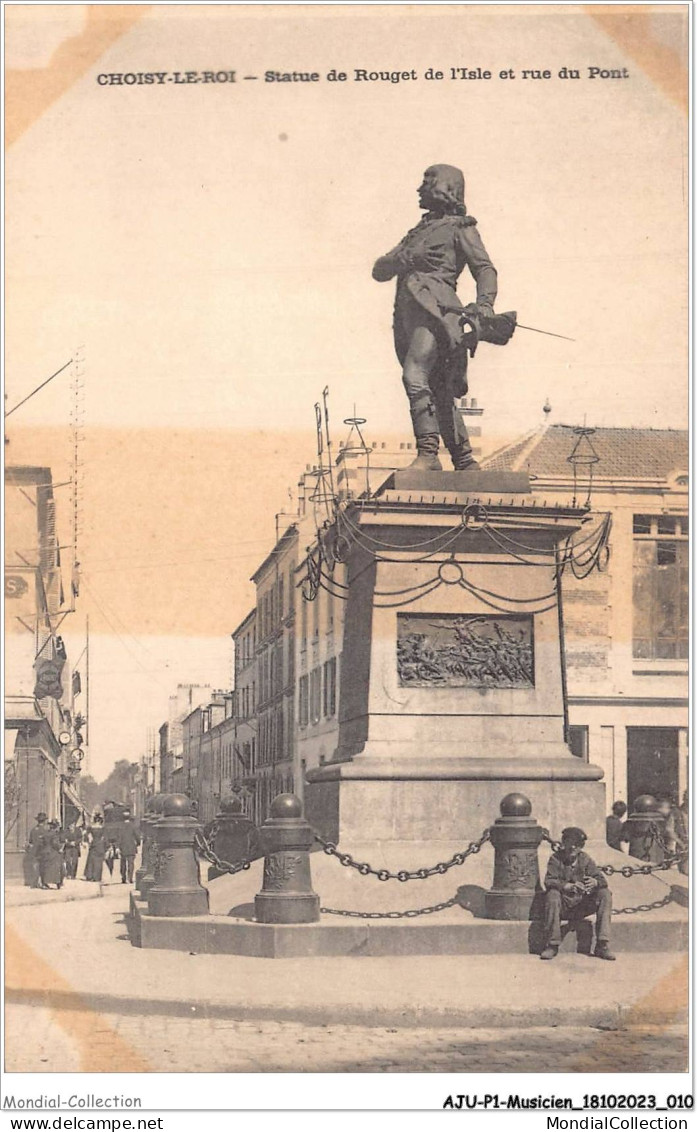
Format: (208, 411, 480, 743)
(396, 612, 534, 689)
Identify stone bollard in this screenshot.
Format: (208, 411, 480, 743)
(137, 793, 168, 898)
(135, 794, 165, 893)
(485, 793, 545, 920)
(623, 794, 666, 863)
(147, 794, 209, 917)
(255, 794, 320, 924)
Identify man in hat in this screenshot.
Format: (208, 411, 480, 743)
(372, 164, 498, 472)
(25, 812, 49, 887)
(540, 826, 615, 961)
(62, 820, 82, 879)
(117, 809, 141, 884)
(39, 820, 65, 889)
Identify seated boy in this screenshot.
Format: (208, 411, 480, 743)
(541, 826, 615, 961)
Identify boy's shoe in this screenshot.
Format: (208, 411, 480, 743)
(594, 943, 616, 961)
(540, 945, 559, 960)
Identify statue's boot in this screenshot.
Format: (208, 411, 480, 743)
(408, 433, 442, 471)
(450, 442, 480, 472)
(408, 392, 443, 471)
(434, 391, 479, 471)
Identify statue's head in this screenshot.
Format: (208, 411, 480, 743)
(418, 165, 465, 215)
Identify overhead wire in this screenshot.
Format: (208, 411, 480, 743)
(5, 359, 74, 418)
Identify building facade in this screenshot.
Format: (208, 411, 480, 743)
(158, 683, 212, 797)
(231, 609, 258, 818)
(249, 526, 298, 821)
(177, 691, 236, 823)
(5, 465, 85, 877)
(484, 424, 688, 809)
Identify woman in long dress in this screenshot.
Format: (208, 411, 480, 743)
(38, 821, 65, 889)
(84, 819, 107, 882)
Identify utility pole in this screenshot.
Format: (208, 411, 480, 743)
(85, 613, 90, 777)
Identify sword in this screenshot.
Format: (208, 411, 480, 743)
(516, 323, 576, 342)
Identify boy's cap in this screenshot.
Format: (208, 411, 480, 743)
(561, 827, 587, 847)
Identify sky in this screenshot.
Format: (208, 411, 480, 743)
(5, 4, 688, 781)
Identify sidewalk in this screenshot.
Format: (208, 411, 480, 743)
(5, 877, 103, 908)
(5, 885, 688, 1032)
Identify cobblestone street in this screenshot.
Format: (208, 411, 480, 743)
(5, 1000, 688, 1074)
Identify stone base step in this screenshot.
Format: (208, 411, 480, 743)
(129, 897, 687, 958)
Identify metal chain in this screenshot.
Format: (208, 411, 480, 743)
(613, 893, 675, 916)
(539, 828, 562, 852)
(599, 851, 687, 877)
(194, 826, 252, 877)
(313, 827, 491, 882)
(320, 895, 462, 919)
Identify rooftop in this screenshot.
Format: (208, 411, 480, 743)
(483, 425, 688, 480)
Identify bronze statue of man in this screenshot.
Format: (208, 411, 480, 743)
(372, 164, 497, 471)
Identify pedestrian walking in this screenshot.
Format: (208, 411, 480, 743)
(37, 820, 65, 889)
(62, 822, 82, 879)
(540, 827, 615, 962)
(104, 839, 119, 877)
(117, 809, 141, 884)
(605, 801, 628, 851)
(666, 791, 689, 875)
(84, 817, 107, 882)
(656, 796, 676, 853)
(25, 812, 48, 887)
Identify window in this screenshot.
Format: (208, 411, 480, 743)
(323, 657, 337, 717)
(300, 591, 308, 651)
(326, 581, 335, 633)
(287, 629, 295, 686)
(633, 515, 688, 659)
(299, 675, 309, 728)
(310, 667, 322, 725)
(277, 705, 284, 759)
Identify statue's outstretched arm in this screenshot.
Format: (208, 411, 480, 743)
(372, 244, 406, 282)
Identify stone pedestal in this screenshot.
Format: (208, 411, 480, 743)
(305, 470, 605, 846)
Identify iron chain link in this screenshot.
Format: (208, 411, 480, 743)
(313, 827, 491, 884)
(320, 895, 462, 919)
(539, 828, 561, 853)
(613, 893, 676, 916)
(194, 824, 252, 877)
